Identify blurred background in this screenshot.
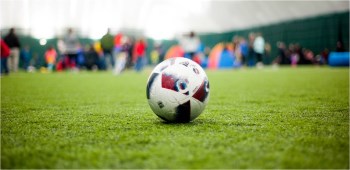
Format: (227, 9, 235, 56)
(0, 0, 349, 73)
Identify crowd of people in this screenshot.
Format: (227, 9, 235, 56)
(55, 28, 148, 74)
(173, 31, 340, 69)
(0, 28, 347, 76)
(1, 28, 148, 75)
(273, 40, 346, 67)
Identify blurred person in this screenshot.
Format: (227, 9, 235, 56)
(247, 32, 256, 67)
(190, 42, 204, 65)
(114, 32, 123, 50)
(63, 28, 79, 70)
(101, 28, 114, 70)
(157, 42, 165, 64)
(150, 43, 160, 66)
(264, 42, 271, 64)
(27, 52, 39, 72)
(239, 37, 249, 66)
(114, 36, 130, 75)
(321, 48, 329, 64)
(34, 53, 42, 70)
(125, 36, 135, 69)
(289, 43, 299, 67)
(84, 44, 99, 71)
(44, 46, 57, 72)
(295, 43, 306, 65)
(76, 46, 85, 68)
(303, 49, 315, 64)
(57, 37, 66, 57)
(201, 46, 211, 68)
(178, 31, 200, 60)
(4, 28, 21, 72)
(336, 40, 345, 52)
(277, 41, 289, 65)
(20, 45, 32, 71)
(113, 32, 123, 68)
(56, 37, 67, 70)
(93, 41, 105, 70)
(194, 43, 205, 65)
(133, 38, 147, 72)
(253, 32, 265, 68)
(232, 36, 242, 66)
(1, 39, 11, 75)
(55, 59, 65, 72)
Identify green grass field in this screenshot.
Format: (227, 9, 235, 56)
(1, 66, 349, 168)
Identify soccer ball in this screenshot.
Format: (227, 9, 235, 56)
(146, 57, 210, 123)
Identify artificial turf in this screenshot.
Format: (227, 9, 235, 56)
(1, 66, 349, 168)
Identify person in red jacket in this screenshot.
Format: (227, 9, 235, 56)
(133, 38, 147, 72)
(1, 39, 11, 75)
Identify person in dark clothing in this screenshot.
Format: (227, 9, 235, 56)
(3, 28, 21, 72)
(247, 32, 256, 67)
(126, 37, 134, 69)
(295, 44, 308, 65)
(277, 41, 290, 65)
(336, 41, 345, 52)
(84, 44, 99, 70)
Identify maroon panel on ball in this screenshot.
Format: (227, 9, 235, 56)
(161, 74, 178, 91)
(192, 80, 209, 102)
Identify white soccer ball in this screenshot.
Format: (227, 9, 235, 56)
(146, 57, 210, 122)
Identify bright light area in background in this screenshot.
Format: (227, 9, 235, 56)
(0, 0, 349, 40)
(39, 38, 47, 46)
(144, 5, 188, 40)
(144, 0, 210, 40)
(0, 0, 124, 39)
(29, 0, 55, 39)
(0, 0, 213, 40)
